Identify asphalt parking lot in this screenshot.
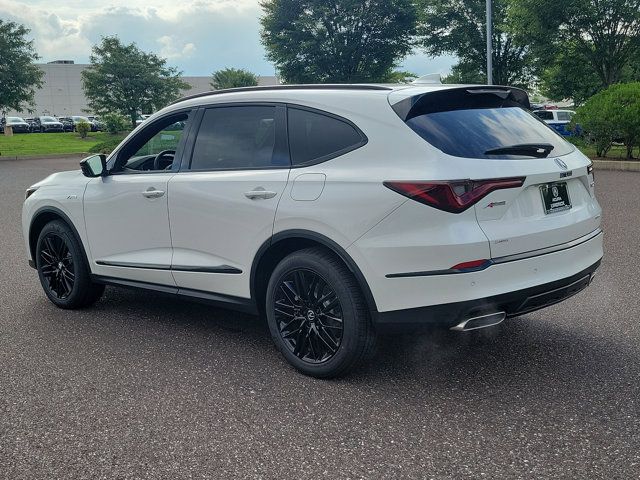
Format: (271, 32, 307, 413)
(1, 156, 638, 479)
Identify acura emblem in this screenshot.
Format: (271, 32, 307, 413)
(555, 158, 568, 170)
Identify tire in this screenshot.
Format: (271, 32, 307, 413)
(35, 220, 104, 309)
(265, 247, 376, 378)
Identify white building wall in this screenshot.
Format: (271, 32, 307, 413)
(10, 63, 279, 117)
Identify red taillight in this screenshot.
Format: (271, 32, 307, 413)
(450, 259, 492, 272)
(383, 177, 525, 213)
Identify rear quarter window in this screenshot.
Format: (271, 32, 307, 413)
(287, 108, 366, 166)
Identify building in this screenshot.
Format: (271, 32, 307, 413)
(9, 61, 279, 117)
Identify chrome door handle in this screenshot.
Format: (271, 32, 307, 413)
(244, 188, 277, 200)
(142, 187, 165, 199)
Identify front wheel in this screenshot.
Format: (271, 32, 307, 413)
(36, 220, 104, 309)
(265, 248, 376, 378)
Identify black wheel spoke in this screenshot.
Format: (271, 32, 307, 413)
(293, 270, 308, 302)
(274, 268, 344, 364)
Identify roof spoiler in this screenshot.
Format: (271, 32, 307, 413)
(411, 74, 442, 85)
(391, 86, 531, 121)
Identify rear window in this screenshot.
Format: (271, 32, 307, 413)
(287, 108, 365, 165)
(395, 89, 574, 159)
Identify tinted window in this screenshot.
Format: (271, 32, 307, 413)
(534, 111, 554, 120)
(399, 90, 574, 159)
(287, 108, 364, 165)
(191, 106, 277, 170)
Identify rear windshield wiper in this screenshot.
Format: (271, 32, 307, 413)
(484, 143, 555, 158)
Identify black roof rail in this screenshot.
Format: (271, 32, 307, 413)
(169, 84, 393, 106)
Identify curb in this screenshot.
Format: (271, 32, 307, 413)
(0, 153, 87, 162)
(592, 159, 640, 172)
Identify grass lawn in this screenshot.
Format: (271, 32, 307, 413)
(0, 132, 114, 157)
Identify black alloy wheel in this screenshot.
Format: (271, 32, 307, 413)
(36, 220, 104, 309)
(266, 247, 376, 378)
(39, 233, 75, 299)
(273, 269, 344, 364)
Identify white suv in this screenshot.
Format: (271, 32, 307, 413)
(22, 84, 603, 377)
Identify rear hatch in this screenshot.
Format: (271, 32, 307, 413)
(389, 86, 601, 259)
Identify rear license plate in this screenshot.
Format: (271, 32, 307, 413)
(540, 182, 571, 214)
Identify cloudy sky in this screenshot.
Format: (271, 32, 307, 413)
(0, 0, 455, 77)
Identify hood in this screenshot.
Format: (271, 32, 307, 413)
(30, 169, 88, 189)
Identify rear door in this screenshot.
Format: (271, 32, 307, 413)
(167, 104, 290, 299)
(390, 87, 601, 259)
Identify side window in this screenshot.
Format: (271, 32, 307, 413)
(190, 106, 277, 170)
(287, 108, 365, 165)
(113, 112, 190, 172)
(132, 120, 186, 157)
(557, 111, 572, 122)
(534, 111, 554, 121)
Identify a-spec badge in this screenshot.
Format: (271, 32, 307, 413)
(484, 201, 506, 208)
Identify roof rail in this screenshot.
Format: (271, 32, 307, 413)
(169, 84, 393, 106)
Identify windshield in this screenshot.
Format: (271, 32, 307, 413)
(7, 117, 25, 124)
(73, 116, 89, 122)
(395, 89, 575, 159)
(41, 116, 58, 122)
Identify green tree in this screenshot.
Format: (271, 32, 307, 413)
(260, 0, 417, 83)
(0, 20, 44, 116)
(211, 68, 259, 89)
(512, 0, 640, 90)
(538, 42, 602, 105)
(416, 0, 536, 87)
(82, 36, 189, 128)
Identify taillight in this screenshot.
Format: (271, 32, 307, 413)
(383, 177, 525, 213)
(450, 259, 492, 272)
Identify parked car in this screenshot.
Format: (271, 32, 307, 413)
(87, 116, 104, 131)
(33, 116, 65, 133)
(533, 109, 577, 136)
(22, 84, 603, 378)
(57, 117, 75, 132)
(65, 115, 99, 132)
(1, 116, 31, 133)
(24, 117, 39, 132)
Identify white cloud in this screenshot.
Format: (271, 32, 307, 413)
(157, 35, 196, 60)
(0, 1, 455, 76)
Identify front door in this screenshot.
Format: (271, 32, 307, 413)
(83, 111, 192, 286)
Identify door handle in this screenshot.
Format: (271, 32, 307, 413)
(244, 188, 277, 200)
(142, 187, 165, 199)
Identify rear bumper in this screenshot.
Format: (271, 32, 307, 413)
(375, 259, 601, 332)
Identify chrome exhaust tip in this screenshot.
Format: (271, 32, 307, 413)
(451, 311, 506, 332)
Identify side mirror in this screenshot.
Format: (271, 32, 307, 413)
(80, 154, 107, 178)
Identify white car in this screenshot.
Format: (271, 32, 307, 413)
(22, 84, 603, 377)
(533, 109, 576, 136)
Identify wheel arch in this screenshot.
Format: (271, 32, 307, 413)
(29, 207, 89, 269)
(250, 230, 378, 320)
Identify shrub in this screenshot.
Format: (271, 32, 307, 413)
(101, 112, 129, 134)
(76, 121, 91, 139)
(572, 82, 640, 159)
(88, 134, 126, 154)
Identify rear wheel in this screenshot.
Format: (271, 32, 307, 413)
(36, 220, 104, 309)
(266, 248, 376, 378)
